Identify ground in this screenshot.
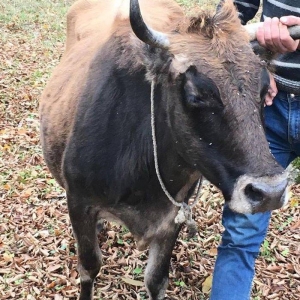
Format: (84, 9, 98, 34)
(0, 0, 299, 299)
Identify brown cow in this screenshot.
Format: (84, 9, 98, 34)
(40, 0, 288, 299)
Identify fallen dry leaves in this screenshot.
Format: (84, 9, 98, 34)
(0, 1, 299, 299)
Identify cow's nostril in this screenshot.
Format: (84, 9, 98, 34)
(231, 175, 288, 214)
(244, 183, 264, 202)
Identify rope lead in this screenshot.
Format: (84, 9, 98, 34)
(150, 79, 202, 237)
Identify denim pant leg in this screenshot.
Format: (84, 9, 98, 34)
(209, 208, 271, 300)
(210, 92, 296, 300)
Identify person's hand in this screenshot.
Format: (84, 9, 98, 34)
(265, 73, 277, 106)
(256, 16, 300, 53)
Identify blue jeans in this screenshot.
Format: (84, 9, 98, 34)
(210, 91, 300, 300)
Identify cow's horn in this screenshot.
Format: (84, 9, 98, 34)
(244, 22, 300, 41)
(130, 0, 170, 49)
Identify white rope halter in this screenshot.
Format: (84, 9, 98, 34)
(150, 79, 202, 236)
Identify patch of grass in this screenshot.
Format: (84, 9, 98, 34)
(177, 0, 219, 8)
(174, 279, 186, 287)
(292, 157, 300, 183)
(276, 216, 293, 231)
(260, 240, 275, 262)
(0, 0, 72, 52)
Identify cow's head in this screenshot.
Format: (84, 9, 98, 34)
(130, 0, 288, 214)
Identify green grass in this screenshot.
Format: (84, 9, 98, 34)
(0, 0, 72, 44)
(0, 0, 72, 23)
(177, 0, 219, 8)
(0, 0, 220, 48)
(292, 157, 300, 183)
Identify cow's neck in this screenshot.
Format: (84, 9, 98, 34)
(150, 79, 201, 203)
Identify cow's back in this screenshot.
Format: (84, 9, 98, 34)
(40, 0, 183, 186)
(66, 0, 125, 52)
(66, 0, 183, 47)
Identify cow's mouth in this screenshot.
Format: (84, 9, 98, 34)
(228, 173, 288, 214)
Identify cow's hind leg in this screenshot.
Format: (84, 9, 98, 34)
(145, 227, 181, 300)
(67, 195, 101, 300)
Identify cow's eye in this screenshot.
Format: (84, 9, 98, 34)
(182, 66, 223, 110)
(186, 95, 205, 107)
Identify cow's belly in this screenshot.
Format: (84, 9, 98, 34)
(39, 42, 99, 185)
(40, 86, 79, 187)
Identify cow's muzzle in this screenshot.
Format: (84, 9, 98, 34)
(229, 173, 288, 214)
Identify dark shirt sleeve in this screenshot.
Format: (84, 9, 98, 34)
(233, 0, 261, 24)
(218, 0, 261, 24)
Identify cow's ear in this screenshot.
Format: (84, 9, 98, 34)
(183, 66, 223, 110)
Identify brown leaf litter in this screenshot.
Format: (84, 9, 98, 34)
(0, 1, 299, 299)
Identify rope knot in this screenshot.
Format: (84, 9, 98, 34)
(174, 203, 198, 238)
(174, 203, 190, 224)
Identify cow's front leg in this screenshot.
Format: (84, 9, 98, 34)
(145, 226, 181, 300)
(67, 195, 102, 300)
